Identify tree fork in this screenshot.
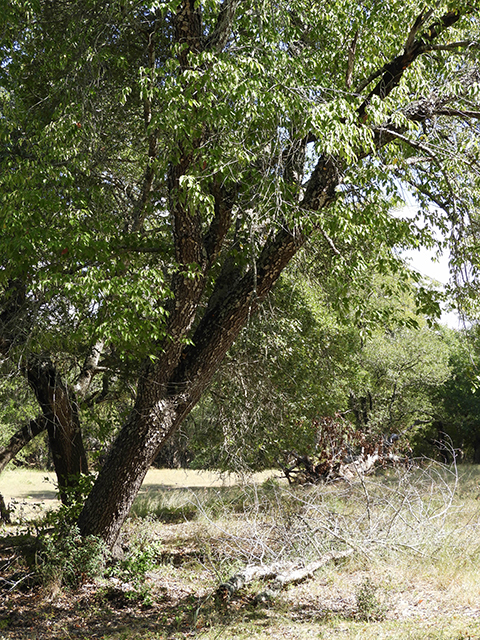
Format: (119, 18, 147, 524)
(78, 153, 341, 548)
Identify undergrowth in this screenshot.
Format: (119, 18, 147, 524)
(2, 461, 480, 638)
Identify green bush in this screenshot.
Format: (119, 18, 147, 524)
(37, 524, 107, 588)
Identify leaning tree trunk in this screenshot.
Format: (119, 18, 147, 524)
(78, 223, 312, 547)
(26, 356, 88, 503)
(78, 0, 453, 549)
(77, 100, 340, 549)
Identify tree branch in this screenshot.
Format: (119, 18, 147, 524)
(173, 0, 203, 67)
(428, 40, 479, 51)
(204, 181, 236, 263)
(0, 416, 48, 475)
(205, 0, 243, 52)
(358, 9, 465, 120)
(378, 126, 458, 214)
(404, 8, 434, 51)
(73, 339, 106, 399)
(436, 107, 480, 119)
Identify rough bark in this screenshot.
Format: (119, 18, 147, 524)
(78, 151, 339, 548)
(26, 357, 88, 503)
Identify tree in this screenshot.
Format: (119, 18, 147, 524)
(348, 324, 451, 437)
(420, 327, 480, 461)
(2, 1, 480, 547)
(179, 263, 452, 473)
(178, 262, 427, 471)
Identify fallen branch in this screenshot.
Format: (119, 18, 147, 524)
(255, 550, 353, 603)
(216, 549, 353, 602)
(217, 562, 292, 600)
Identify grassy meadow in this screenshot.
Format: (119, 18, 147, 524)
(0, 463, 480, 639)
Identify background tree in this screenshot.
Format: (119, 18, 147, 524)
(1, 1, 480, 547)
(417, 327, 480, 461)
(177, 261, 451, 471)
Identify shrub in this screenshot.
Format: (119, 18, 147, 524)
(37, 524, 107, 589)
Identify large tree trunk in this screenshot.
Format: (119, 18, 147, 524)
(26, 356, 88, 503)
(78, 227, 310, 546)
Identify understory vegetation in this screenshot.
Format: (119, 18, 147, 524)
(1, 463, 480, 638)
(3, 268, 480, 478)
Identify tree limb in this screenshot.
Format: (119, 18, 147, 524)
(173, 0, 203, 67)
(0, 416, 48, 475)
(205, 0, 243, 52)
(436, 107, 480, 119)
(358, 9, 465, 120)
(73, 339, 105, 398)
(216, 550, 353, 601)
(403, 8, 434, 51)
(204, 180, 236, 263)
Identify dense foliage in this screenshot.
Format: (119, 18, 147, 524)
(1, 0, 480, 545)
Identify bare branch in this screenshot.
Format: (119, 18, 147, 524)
(428, 40, 479, 51)
(404, 8, 434, 51)
(204, 181, 236, 263)
(320, 226, 341, 255)
(358, 10, 464, 121)
(0, 416, 48, 475)
(73, 339, 106, 398)
(436, 107, 480, 119)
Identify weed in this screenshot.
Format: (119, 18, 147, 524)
(355, 578, 387, 621)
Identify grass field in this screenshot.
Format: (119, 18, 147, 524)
(0, 463, 480, 639)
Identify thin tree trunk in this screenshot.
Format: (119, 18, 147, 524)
(26, 356, 88, 503)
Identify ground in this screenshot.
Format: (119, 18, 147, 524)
(0, 467, 479, 639)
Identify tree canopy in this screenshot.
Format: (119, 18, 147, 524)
(1, 0, 480, 547)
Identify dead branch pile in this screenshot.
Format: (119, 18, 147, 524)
(279, 416, 406, 484)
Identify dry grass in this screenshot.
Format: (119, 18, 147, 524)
(1, 462, 480, 639)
